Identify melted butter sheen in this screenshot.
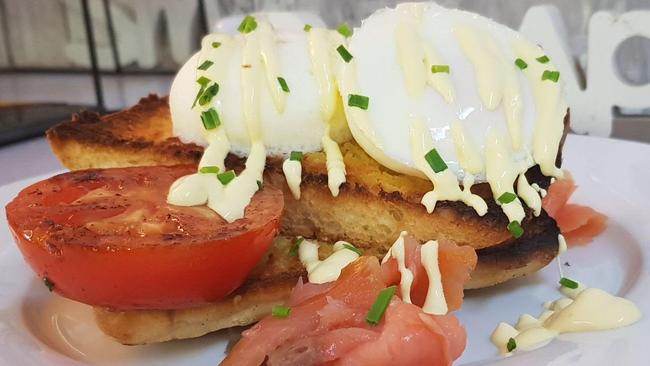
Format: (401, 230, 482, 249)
(491, 283, 642, 355)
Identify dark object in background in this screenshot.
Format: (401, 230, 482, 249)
(0, 104, 97, 146)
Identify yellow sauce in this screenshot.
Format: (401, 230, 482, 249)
(395, 5, 427, 97)
(299, 239, 360, 284)
(322, 126, 347, 196)
(484, 129, 525, 224)
(421, 240, 448, 315)
(168, 7, 568, 231)
(282, 158, 302, 199)
(491, 282, 642, 355)
(382, 232, 414, 304)
(514, 40, 566, 179)
(455, 26, 503, 110)
(411, 119, 487, 216)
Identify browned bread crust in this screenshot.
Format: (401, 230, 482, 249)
(48, 95, 561, 344)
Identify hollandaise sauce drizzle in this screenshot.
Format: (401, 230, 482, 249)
(169, 6, 567, 232)
(381, 232, 448, 315)
(410, 118, 487, 216)
(299, 238, 360, 284)
(307, 27, 348, 196)
(491, 240, 641, 356)
(491, 282, 641, 355)
(282, 155, 302, 199)
(381, 232, 414, 303)
(514, 40, 566, 179)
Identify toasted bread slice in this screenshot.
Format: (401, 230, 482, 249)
(48, 95, 563, 344)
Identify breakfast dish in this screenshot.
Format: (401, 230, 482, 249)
(3, 2, 642, 365)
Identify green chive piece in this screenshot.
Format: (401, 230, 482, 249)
(257, 180, 263, 190)
(347, 94, 369, 110)
(507, 221, 524, 238)
(507, 337, 517, 352)
(367, 286, 397, 325)
(536, 55, 550, 64)
(272, 305, 291, 318)
(198, 82, 219, 106)
(192, 86, 205, 108)
(197, 76, 211, 87)
(238, 15, 258, 34)
(498, 192, 517, 204)
(198, 60, 214, 71)
(201, 108, 221, 130)
(199, 166, 220, 174)
(277, 77, 290, 93)
(336, 45, 353, 63)
(515, 58, 528, 70)
(217, 170, 236, 185)
(303, 24, 312, 32)
(337, 23, 353, 38)
(542, 70, 560, 82)
(289, 236, 304, 257)
(559, 277, 579, 289)
(43, 277, 55, 292)
(424, 148, 448, 173)
(290, 151, 303, 162)
(211, 41, 221, 48)
(430, 64, 450, 74)
(342, 243, 363, 256)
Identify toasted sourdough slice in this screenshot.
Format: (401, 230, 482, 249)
(49, 95, 565, 344)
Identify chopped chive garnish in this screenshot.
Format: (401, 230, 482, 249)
(367, 286, 396, 325)
(342, 243, 363, 256)
(507, 221, 524, 238)
(277, 77, 290, 93)
(289, 236, 304, 257)
(536, 55, 550, 64)
(507, 337, 517, 352)
(211, 41, 221, 48)
(197, 76, 211, 87)
(424, 148, 448, 173)
(198, 82, 219, 106)
(201, 108, 221, 130)
(347, 94, 369, 110)
(192, 86, 205, 108)
(272, 305, 291, 318)
(337, 23, 353, 38)
(217, 170, 236, 185)
(290, 151, 303, 162)
(430, 64, 450, 74)
(498, 192, 517, 204)
(514, 58, 528, 70)
(303, 24, 312, 32)
(336, 45, 353, 63)
(542, 70, 560, 82)
(238, 15, 257, 34)
(199, 166, 220, 174)
(43, 277, 54, 292)
(198, 60, 214, 71)
(257, 180, 263, 190)
(559, 277, 579, 289)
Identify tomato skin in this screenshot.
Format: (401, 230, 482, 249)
(6, 166, 283, 310)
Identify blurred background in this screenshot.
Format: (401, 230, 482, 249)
(0, 0, 649, 146)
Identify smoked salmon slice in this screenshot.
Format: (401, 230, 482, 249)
(542, 171, 607, 246)
(222, 238, 476, 366)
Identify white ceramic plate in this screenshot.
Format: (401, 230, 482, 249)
(1, 134, 649, 366)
